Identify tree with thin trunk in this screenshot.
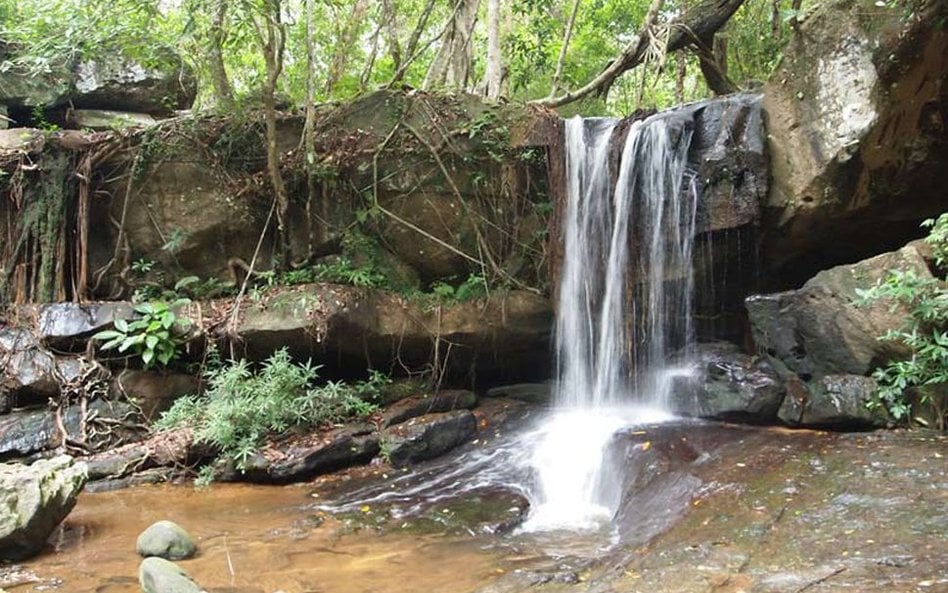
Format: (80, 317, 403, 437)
(206, 0, 235, 110)
(246, 0, 289, 260)
(549, 0, 581, 98)
(483, 0, 503, 99)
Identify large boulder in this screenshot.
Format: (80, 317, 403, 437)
(0, 455, 87, 560)
(761, 0, 948, 285)
(746, 242, 932, 380)
(668, 342, 786, 423)
(0, 399, 139, 458)
(235, 285, 553, 383)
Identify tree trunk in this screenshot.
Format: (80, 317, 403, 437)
(325, 0, 370, 95)
(256, 0, 289, 261)
(207, 0, 235, 109)
(423, 0, 480, 91)
(697, 34, 738, 95)
(484, 0, 503, 99)
(549, 0, 581, 98)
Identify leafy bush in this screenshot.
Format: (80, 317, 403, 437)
(92, 300, 190, 368)
(856, 214, 948, 426)
(155, 349, 387, 472)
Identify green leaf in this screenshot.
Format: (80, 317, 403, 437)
(114, 318, 129, 332)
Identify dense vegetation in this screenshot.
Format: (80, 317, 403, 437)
(858, 214, 948, 429)
(1, 0, 801, 116)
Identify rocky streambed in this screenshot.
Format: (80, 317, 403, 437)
(4, 421, 945, 593)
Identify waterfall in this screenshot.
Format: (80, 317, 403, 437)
(523, 110, 699, 532)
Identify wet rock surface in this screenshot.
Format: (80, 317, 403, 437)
(138, 557, 205, 593)
(668, 342, 786, 423)
(381, 390, 477, 427)
(380, 410, 477, 467)
(0, 455, 87, 560)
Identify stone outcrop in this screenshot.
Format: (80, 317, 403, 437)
(761, 0, 948, 285)
(746, 242, 931, 380)
(0, 455, 87, 560)
(235, 285, 553, 382)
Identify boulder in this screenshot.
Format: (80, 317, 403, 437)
(380, 390, 477, 428)
(73, 52, 197, 114)
(380, 410, 477, 467)
(136, 520, 196, 560)
(139, 557, 205, 593)
(746, 242, 932, 379)
(668, 343, 786, 423)
(0, 455, 87, 560)
(761, 0, 948, 285)
(0, 58, 73, 108)
(778, 374, 889, 428)
(236, 285, 553, 383)
(1, 329, 98, 410)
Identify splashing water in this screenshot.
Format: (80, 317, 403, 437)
(521, 110, 699, 532)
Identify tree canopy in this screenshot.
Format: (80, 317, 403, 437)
(0, 0, 801, 115)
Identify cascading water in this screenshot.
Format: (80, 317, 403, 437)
(522, 110, 700, 532)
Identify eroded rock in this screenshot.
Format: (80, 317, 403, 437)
(778, 373, 889, 428)
(0, 455, 87, 560)
(381, 390, 477, 427)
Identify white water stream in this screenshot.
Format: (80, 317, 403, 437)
(521, 112, 699, 532)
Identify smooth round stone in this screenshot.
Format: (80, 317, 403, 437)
(136, 520, 197, 560)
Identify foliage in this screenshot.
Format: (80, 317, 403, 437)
(92, 299, 191, 368)
(2, 0, 802, 115)
(429, 274, 488, 304)
(855, 214, 948, 425)
(155, 348, 386, 473)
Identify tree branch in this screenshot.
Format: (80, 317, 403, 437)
(533, 0, 747, 108)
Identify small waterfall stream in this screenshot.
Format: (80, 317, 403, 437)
(522, 111, 700, 532)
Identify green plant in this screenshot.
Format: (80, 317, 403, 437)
(155, 349, 388, 475)
(855, 214, 948, 426)
(429, 274, 488, 304)
(92, 299, 190, 368)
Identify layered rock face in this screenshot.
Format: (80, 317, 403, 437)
(761, 0, 947, 286)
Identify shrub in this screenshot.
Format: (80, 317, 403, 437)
(155, 349, 387, 472)
(92, 300, 190, 368)
(856, 214, 948, 427)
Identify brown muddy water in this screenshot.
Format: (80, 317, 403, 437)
(12, 483, 504, 593)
